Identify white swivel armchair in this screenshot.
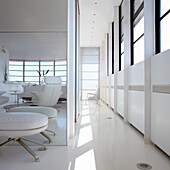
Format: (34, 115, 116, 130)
(0, 92, 48, 162)
(32, 76, 63, 106)
(8, 77, 63, 144)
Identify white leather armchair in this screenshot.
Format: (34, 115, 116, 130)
(32, 76, 63, 106)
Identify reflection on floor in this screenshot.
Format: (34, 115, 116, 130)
(0, 101, 169, 170)
(0, 103, 67, 146)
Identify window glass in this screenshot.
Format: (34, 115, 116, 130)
(82, 80, 98, 90)
(119, 1, 125, 71)
(134, 0, 143, 14)
(25, 71, 38, 77)
(25, 77, 39, 82)
(55, 60, 67, 65)
(121, 41, 124, 53)
(25, 65, 39, 70)
(131, 0, 144, 65)
(25, 61, 39, 65)
(9, 71, 23, 76)
(82, 72, 98, 80)
(40, 65, 53, 71)
(41, 61, 53, 65)
(161, 0, 170, 17)
(134, 17, 144, 42)
(121, 53, 124, 70)
(134, 36, 144, 64)
(9, 65, 23, 71)
(161, 14, 170, 52)
(55, 71, 67, 76)
(9, 60, 67, 84)
(55, 65, 67, 71)
(82, 64, 98, 72)
(9, 77, 23, 81)
(9, 61, 23, 65)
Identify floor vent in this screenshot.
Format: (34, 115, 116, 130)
(137, 163, 152, 169)
(106, 117, 112, 119)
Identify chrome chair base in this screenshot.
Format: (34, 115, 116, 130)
(0, 138, 46, 162)
(40, 129, 56, 143)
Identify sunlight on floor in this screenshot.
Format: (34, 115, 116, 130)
(81, 115, 91, 125)
(77, 125, 93, 147)
(81, 109, 90, 116)
(74, 149, 96, 170)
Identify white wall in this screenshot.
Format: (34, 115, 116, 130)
(100, 35, 107, 79)
(128, 62, 144, 133)
(0, 0, 67, 61)
(0, 45, 9, 83)
(99, 0, 170, 156)
(151, 50, 170, 156)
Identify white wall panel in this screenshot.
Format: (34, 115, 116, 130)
(128, 91, 144, 134)
(110, 74, 114, 86)
(128, 61, 144, 85)
(151, 49, 170, 156)
(151, 93, 170, 156)
(110, 89, 114, 109)
(117, 89, 124, 117)
(151, 49, 170, 84)
(106, 77, 109, 104)
(117, 70, 124, 86)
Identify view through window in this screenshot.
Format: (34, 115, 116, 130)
(9, 60, 67, 85)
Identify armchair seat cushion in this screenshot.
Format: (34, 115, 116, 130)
(0, 112, 48, 131)
(8, 106, 57, 119)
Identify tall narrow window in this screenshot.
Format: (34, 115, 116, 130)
(112, 22, 114, 74)
(119, 0, 124, 71)
(155, 0, 170, 54)
(131, 0, 144, 65)
(107, 33, 109, 76)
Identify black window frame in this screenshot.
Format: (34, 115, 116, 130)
(130, 0, 144, 66)
(119, 0, 124, 71)
(155, 0, 170, 54)
(107, 33, 109, 76)
(112, 22, 114, 74)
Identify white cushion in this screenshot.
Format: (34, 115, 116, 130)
(0, 112, 48, 131)
(8, 106, 57, 119)
(44, 76, 62, 85)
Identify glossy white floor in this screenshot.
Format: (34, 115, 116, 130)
(0, 101, 169, 170)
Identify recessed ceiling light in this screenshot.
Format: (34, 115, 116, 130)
(94, 14, 96, 16)
(95, 2, 97, 5)
(93, 21, 95, 23)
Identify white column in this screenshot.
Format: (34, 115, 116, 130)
(144, 0, 154, 143)
(114, 6, 119, 113)
(108, 22, 112, 76)
(67, 0, 76, 142)
(123, 0, 130, 122)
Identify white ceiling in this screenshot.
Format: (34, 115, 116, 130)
(0, 0, 67, 32)
(0, 0, 67, 60)
(79, 0, 121, 47)
(0, 33, 66, 60)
